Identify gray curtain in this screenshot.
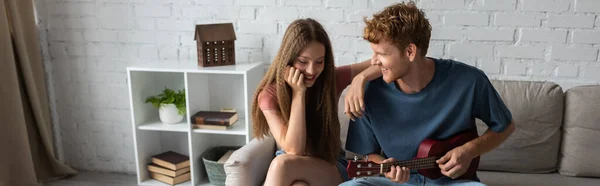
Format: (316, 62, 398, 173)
(0, 0, 76, 185)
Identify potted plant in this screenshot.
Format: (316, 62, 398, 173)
(145, 87, 186, 124)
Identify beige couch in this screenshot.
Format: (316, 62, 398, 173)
(224, 80, 600, 186)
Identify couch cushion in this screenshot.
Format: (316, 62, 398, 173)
(478, 171, 600, 186)
(224, 137, 275, 186)
(559, 85, 600, 178)
(475, 80, 564, 173)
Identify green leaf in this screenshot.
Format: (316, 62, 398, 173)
(145, 87, 186, 114)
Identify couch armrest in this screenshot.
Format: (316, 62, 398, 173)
(224, 137, 276, 186)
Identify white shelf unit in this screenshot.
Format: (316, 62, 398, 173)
(127, 62, 264, 186)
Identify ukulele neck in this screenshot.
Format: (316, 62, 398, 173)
(380, 156, 438, 172)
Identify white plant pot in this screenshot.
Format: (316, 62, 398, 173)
(159, 103, 184, 124)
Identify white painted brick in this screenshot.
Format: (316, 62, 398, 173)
(327, 0, 368, 8)
(47, 3, 97, 16)
(575, 0, 600, 13)
(47, 18, 65, 29)
(552, 47, 598, 61)
(572, 31, 600, 44)
(479, 60, 502, 74)
(178, 47, 190, 61)
(332, 37, 355, 52)
(91, 108, 130, 122)
(67, 44, 86, 56)
(303, 9, 344, 22)
(583, 66, 600, 79)
(421, 0, 464, 10)
(83, 30, 118, 42)
(548, 15, 595, 28)
(472, 0, 517, 11)
(159, 47, 179, 60)
(216, 8, 241, 20)
(101, 4, 133, 16)
(427, 43, 444, 57)
(521, 29, 567, 43)
(97, 59, 116, 72)
(258, 7, 299, 21)
(100, 16, 134, 30)
(505, 62, 528, 76)
(237, 35, 263, 48)
(239, 7, 256, 20)
(326, 0, 350, 7)
(80, 17, 100, 29)
(79, 121, 113, 134)
(531, 63, 556, 76)
(335, 53, 356, 66)
(596, 16, 600, 28)
(234, 49, 250, 63)
(249, 51, 264, 63)
(448, 43, 494, 58)
(285, 0, 322, 6)
(431, 27, 464, 41)
(325, 23, 362, 37)
(49, 42, 67, 59)
(138, 46, 159, 59)
(495, 13, 542, 27)
(445, 13, 489, 26)
(467, 28, 514, 41)
(498, 45, 545, 59)
(117, 31, 155, 44)
(96, 144, 118, 160)
(136, 19, 156, 30)
(179, 32, 196, 47)
(240, 0, 276, 6)
(557, 64, 579, 77)
(239, 22, 278, 34)
(347, 10, 377, 23)
(421, 11, 442, 25)
(91, 131, 124, 147)
(156, 19, 195, 31)
(181, 7, 216, 18)
(195, 0, 234, 5)
(156, 32, 181, 46)
(49, 30, 84, 42)
(522, 0, 570, 12)
(134, 5, 171, 17)
(355, 40, 372, 53)
(86, 43, 120, 57)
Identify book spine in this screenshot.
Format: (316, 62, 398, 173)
(192, 117, 231, 125)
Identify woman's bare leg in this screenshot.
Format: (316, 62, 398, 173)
(264, 154, 343, 186)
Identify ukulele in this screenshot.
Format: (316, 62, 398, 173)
(346, 130, 480, 180)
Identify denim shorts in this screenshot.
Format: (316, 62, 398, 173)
(275, 149, 350, 182)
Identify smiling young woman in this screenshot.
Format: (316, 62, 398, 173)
(250, 18, 382, 186)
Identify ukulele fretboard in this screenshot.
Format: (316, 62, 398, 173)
(381, 156, 438, 172)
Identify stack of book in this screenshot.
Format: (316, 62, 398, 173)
(191, 109, 239, 130)
(148, 151, 191, 185)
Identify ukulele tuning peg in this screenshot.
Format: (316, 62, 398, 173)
(365, 155, 369, 162)
(354, 156, 358, 162)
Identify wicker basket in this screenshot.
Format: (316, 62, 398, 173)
(201, 146, 241, 185)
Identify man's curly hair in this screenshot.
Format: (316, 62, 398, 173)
(363, 1, 432, 56)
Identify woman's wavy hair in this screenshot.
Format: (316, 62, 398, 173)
(251, 18, 340, 163)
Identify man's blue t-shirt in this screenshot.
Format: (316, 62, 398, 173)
(346, 57, 513, 164)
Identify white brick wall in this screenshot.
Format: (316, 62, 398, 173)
(35, 0, 600, 174)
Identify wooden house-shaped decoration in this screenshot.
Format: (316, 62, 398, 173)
(194, 23, 236, 67)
